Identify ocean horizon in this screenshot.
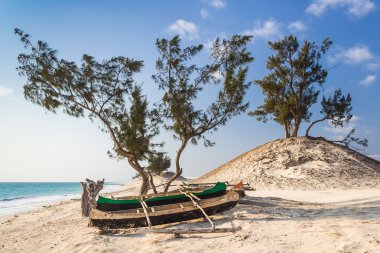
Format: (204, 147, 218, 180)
(0, 182, 124, 216)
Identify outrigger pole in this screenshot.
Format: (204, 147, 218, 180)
(180, 189, 215, 230)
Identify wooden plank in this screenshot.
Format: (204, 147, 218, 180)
(151, 227, 241, 234)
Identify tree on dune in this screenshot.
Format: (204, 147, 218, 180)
(250, 35, 368, 150)
(153, 35, 254, 192)
(15, 28, 170, 195)
(249, 35, 332, 138)
(305, 89, 352, 137)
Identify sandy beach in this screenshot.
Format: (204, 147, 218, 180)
(1, 181, 379, 253)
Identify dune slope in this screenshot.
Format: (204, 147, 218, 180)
(195, 137, 380, 190)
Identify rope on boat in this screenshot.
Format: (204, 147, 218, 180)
(139, 197, 152, 229)
(180, 189, 215, 230)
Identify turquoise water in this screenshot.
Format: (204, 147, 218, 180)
(0, 182, 122, 216)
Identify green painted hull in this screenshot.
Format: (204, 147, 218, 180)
(96, 182, 227, 211)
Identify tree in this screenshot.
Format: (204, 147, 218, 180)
(153, 35, 254, 192)
(145, 153, 171, 194)
(305, 89, 352, 137)
(15, 29, 170, 195)
(250, 35, 332, 137)
(333, 128, 368, 150)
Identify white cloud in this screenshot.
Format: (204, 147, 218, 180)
(0, 86, 13, 96)
(369, 154, 380, 161)
(244, 19, 282, 40)
(359, 74, 377, 86)
(200, 9, 211, 19)
(168, 20, 199, 40)
(363, 126, 374, 133)
(323, 124, 353, 140)
(205, 40, 214, 50)
(306, 0, 375, 17)
(350, 115, 360, 123)
(204, 32, 227, 50)
(212, 71, 224, 81)
(323, 115, 359, 140)
(206, 0, 227, 9)
(367, 61, 380, 70)
(288, 21, 308, 32)
(329, 45, 374, 65)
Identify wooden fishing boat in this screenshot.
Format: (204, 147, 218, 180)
(89, 189, 240, 229)
(96, 182, 228, 211)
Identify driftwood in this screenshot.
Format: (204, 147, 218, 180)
(151, 226, 242, 238)
(99, 226, 242, 238)
(80, 178, 104, 217)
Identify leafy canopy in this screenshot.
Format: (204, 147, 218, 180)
(15, 28, 169, 193)
(153, 35, 254, 146)
(153, 34, 254, 192)
(250, 35, 332, 137)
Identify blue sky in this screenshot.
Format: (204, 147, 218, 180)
(0, 0, 379, 182)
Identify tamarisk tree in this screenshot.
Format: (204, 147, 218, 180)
(306, 89, 352, 137)
(153, 35, 254, 192)
(305, 89, 367, 149)
(333, 128, 368, 150)
(15, 29, 170, 195)
(250, 35, 332, 137)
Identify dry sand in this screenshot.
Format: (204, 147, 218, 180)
(1, 137, 379, 252)
(195, 137, 380, 190)
(0, 181, 379, 253)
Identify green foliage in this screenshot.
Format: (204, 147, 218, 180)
(250, 35, 332, 137)
(305, 89, 353, 137)
(15, 28, 169, 194)
(153, 35, 254, 146)
(153, 34, 253, 191)
(335, 129, 368, 150)
(321, 89, 352, 127)
(146, 153, 171, 176)
(319, 90, 368, 150)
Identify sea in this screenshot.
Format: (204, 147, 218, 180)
(0, 182, 123, 216)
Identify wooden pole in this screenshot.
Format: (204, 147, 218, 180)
(150, 226, 242, 235)
(180, 189, 215, 230)
(139, 197, 152, 229)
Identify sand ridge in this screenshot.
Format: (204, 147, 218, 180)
(195, 137, 380, 190)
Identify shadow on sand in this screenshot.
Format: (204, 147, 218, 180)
(230, 195, 380, 222)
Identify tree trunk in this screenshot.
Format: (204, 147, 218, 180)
(148, 172, 157, 194)
(80, 178, 104, 217)
(305, 117, 327, 137)
(284, 121, 290, 138)
(140, 175, 149, 195)
(127, 157, 149, 195)
(163, 139, 188, 193)
(291, 117, 300, 137)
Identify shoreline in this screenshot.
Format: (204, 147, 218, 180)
(0, 182, 379, 252)
(0, 182, 127, 217)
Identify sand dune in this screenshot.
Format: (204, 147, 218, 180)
(195, 137, 380, 190)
